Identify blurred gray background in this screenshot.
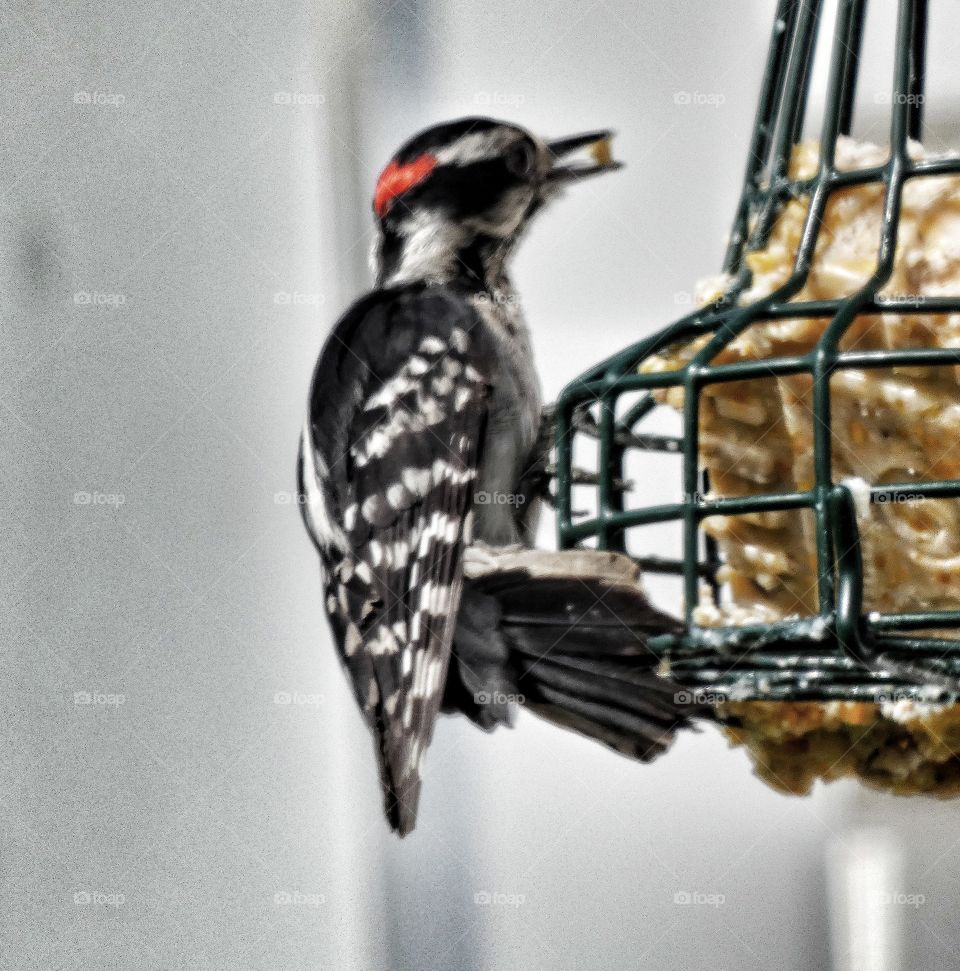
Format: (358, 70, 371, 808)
(4, 0, 960, 968)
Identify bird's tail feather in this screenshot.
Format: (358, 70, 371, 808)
(452, 547, 708, 760)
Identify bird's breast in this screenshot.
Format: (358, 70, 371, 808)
(468, 291, 542, 545)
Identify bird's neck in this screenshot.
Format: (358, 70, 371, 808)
(376, 215, 515, 296)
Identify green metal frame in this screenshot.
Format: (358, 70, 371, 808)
(554, 0, 960, 701)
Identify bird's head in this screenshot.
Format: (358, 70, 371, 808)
(371, 117, 622, 288)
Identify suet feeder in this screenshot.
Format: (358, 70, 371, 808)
(554, 0, 960, 704)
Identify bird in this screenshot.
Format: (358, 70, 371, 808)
(299, 117, 702, 835)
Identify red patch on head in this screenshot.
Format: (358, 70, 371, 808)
(374, 153, 437, 218)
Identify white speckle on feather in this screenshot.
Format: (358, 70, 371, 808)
(426, 657, 444, 699)
(299, 425, 347, 552)
(386, 483, 408, 509)
(411, 652, 426, 699)
(420, 396, 444, 424)
(392, 541, 410, 568)
(364, 374, 414, 410)
(450, 327, 469, 352)
(402, 467, 432, 495)
(361, 495, 383, 522)
(344, 624, 362, 657)
(419, 335, 446, 355)
(343, 503, 358, 531)
(418, 582, 452, 615)
(444, 516, 458, 543)
(368, 628, 398, 656)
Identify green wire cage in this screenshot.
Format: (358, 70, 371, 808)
(554, 0, 960, 702)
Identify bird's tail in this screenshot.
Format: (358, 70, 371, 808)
(448, 547, 708, 761)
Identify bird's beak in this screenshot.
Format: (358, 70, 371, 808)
(544, 130, 623, 184)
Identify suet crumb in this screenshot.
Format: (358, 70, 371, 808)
(589, 137, 613, 167)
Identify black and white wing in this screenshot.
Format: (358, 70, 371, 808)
(299, 286, 492, 834)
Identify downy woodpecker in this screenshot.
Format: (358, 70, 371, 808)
(299, 118, 697, 835)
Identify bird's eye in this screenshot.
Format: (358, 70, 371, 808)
(506, 142, 536, 179)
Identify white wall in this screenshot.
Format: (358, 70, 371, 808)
(1, 0, 386, 966)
